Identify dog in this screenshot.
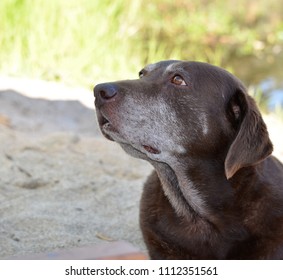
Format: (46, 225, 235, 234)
(93, 60, 283, 259)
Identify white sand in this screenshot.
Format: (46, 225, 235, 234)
(0, 77, 152, 259)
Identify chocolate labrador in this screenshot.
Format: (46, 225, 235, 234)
(93, 60, 283, 259)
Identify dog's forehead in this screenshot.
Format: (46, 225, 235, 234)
(164, 61, 185, 73)
(143, 60, 181, 73)
(143, 63, 158, 72)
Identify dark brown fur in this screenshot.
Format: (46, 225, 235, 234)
(94, 60, 283, 259)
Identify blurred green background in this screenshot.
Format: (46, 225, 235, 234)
(1, 0, 283, 114)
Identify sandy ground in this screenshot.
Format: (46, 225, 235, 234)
(0, 76, 282, 259)
(0, 77, 152, 259)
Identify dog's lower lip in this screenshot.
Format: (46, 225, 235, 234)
(101, 126, 114, 141)
(143, 145, 160, 154)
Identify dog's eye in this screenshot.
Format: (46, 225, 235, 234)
(139, 70, 144, 78)
(171, 75, 187, 86)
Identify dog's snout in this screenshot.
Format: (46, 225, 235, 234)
(94, 83, 118, 104)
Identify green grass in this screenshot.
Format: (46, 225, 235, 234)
(0, 0, 283, 92)
(0, 0, 142, 85)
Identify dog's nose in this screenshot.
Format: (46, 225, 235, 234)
(93, 83, 118, 102)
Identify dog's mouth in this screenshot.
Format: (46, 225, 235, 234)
(96, 110, 161, 155)
(101, 115, 110, 129)
(97, 112, 115, 141)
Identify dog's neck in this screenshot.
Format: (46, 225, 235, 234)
(151, 157, 235, 222)
(151, 161, 201, 218)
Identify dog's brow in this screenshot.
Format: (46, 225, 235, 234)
(165, 63, 176, 72)
(165, 62, 184, 74)
(144, 63, 158, 73)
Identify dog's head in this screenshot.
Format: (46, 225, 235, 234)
(94, 60, 273, 179)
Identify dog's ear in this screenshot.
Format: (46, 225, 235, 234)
(225, 88, 273, 179)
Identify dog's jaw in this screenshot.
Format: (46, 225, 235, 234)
(97, 110, 163, 160)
